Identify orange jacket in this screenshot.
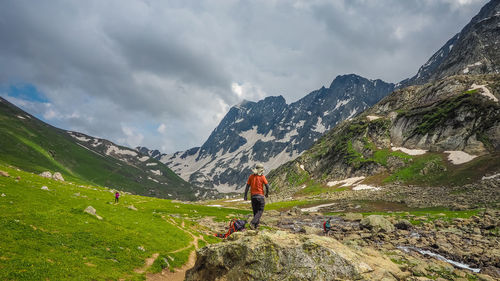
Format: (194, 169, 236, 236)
(246, 174, 268, 196)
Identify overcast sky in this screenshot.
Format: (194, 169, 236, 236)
(0, 0, 489, 153)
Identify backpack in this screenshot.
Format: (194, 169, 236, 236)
(215, 218, 247, 238)
(323, 220, 331, 232)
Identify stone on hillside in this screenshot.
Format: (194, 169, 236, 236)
(360, 215, 395, 233)
(344, 213, 363, 221)
(0, 170, 9, 177)
(40, 171, 52, 178)
(186, 230, 403, 281)
(1, 193, 6, 197)
(41, 186, 49, 191)
(52, 172, 64, 181)
(128, 205, 138, 211)
(84, 206, 103, 220)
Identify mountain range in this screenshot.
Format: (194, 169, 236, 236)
(141, 74, 395, 193)
(0, 97, 213, 200)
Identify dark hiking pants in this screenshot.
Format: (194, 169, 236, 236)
(251, 195, 265, 227)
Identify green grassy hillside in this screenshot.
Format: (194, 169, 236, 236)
(0, 164, 249, 280)
(0, 97, 199, 200)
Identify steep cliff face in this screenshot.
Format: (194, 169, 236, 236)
(269, 75, 500, 197)
(400, 0, 500, 87)
(153, 74, 394, 193)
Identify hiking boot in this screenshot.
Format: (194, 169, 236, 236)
(249, 223, 256, 230)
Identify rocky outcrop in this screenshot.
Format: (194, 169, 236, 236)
(400, 0, 500, 87)
(52, 172, 64, 181)
(185, 230, 403, 281)
(269, 75, 500, 197)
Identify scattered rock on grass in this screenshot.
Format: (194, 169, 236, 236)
(41, 186, 50, 191)
(128, 205, 138, 211)
(1, 193, 6, 197)
(0, 171, 9, 177)
(52, 172, 64, 181)
(84, 206, 103, 220)
(40, 171, 52, 178)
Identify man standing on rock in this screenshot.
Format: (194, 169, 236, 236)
(244, 163, 270, 230)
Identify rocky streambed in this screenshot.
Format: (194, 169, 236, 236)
(267, 208, 500, 280)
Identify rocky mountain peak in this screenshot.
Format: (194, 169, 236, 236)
(401, 0, 500, 87)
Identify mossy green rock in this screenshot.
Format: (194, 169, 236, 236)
(360, 215, 395, 233)
(186, 230, 402, 281)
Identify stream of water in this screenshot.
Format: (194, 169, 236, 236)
(397, 246, 480, 273)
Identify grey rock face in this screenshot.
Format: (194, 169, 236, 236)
(152, 74, 394, 192)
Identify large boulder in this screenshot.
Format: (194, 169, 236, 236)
(185, 230, 403, 281)
(360, 215, 395, 233)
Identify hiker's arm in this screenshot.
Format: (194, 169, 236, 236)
(243, 184, 250, 200)
(265, 184, 270, 198)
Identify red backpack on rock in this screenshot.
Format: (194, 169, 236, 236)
(215, 218, 247, 238)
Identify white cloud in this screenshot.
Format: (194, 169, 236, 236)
(157, 123, 166, 134)
(0, 0, 490, 153)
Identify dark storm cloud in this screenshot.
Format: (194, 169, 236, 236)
(0, 0, 489, 152)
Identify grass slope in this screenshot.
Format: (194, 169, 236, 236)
(0, 97, 195, 200)
(0, 164, 250, 280)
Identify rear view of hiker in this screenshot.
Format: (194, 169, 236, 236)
(243, 163, 270, 230)
(115, 192, 120, 203)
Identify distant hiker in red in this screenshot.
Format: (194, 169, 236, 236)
(115, 192, 120, 203)
(243, 163, 270, 230)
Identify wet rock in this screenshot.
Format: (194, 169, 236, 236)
(360, 215, 395, 233)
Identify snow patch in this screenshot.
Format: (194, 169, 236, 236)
(444, 151, 477, 165)
(327, 176, 365, 187)
(313, 117, 327, 133)
(17, 115, 25, 120)
(138, 156, 149, 162)
(391, 147, 427, 155)
(469, 84, 498, 102)
(147, 176, 159, 183)
(69, 133, 91, 142)
(301, 203, 336, 213)
(146, 162, 157, 166)
(207, 204, 222, 207)
(366, 115, 381, 121)
(352, 184, 380, 191)
(150, 170, 161, 176)
(482, 173, 500, 180)
(334, 98, 351, 110)
(106, 145, 138, 157)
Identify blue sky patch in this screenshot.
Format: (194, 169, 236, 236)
(4, 83, 49, 103)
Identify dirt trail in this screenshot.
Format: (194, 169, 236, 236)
(137, 216, 206, 281)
